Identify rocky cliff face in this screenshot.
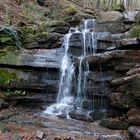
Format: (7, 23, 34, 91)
(1, 1, 140, 139)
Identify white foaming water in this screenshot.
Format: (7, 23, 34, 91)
(44, 19, 98, 117)
(44, 31, 75, 117)
(57, 33, 74, 102)
(44, 97, 74, 116)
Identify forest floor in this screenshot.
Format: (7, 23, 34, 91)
(0, 0, 85, 26)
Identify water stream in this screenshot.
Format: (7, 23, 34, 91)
(44, 19, 106, 118)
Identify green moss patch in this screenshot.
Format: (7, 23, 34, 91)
(112, 4, 125, 12)
(0, 70, 18, 85)
(64, 5, 77, 15)
(0, 26, 23, 49)
(0, 46, 21, 65)
(129, 25, 140, 38)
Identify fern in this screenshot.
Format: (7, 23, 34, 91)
(0, 26, 21, 48)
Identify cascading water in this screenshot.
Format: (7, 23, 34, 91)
(44, 32, 75, 117)
(44, 19, 105, 118)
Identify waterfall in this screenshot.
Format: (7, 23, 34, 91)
(44, 19, 103, 118)
(57, 33, 74, 103)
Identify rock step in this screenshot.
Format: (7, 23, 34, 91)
(0, 47, 63, 70)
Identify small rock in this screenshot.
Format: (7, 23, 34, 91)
(12, 134, 23, 140)
(36, 130, 44, 139)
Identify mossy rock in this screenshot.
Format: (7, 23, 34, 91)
(0, 36, 13, 45)
(18, 25, 38, 39)
(0, 26, 23, 48)
(64, 5, 77, 15)
(0, 46, 21, 65)
(23, 35, 37, 43)
(129, 25, 140, 38)
(0, 69, 18, 85)
(39, 20, 70, 34)
(112, 4, 125, 12)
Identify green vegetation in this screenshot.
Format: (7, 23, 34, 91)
(0, 46, 21, 65)
(0, 70, 18, 85)
(21, 2, 46, 23)
(4, 89, 26, 97)
(129, 25, 140, 38)
(112, 4, 125, 12)
(64, 5, 77, 15)
(0, 26, 22, 48)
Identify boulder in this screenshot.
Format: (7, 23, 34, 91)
(123, 11, 138, 23)
(127, 108, 140, 125)
(99, 11, 123, 22)
(92, 22, 125, 34)
(100, 117, 129, 130)
(109, 92, 136, 109)
(128, 126, 140, 140)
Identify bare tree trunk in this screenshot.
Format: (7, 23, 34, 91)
(107, 0, 111, 8)
(96, 0, 101, 9)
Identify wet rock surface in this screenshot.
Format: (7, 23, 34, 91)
(0, 107, 128, 140)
